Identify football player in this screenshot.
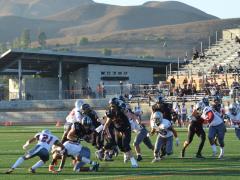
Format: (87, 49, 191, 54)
(181, 101, 206, 158)
(201, 101, 226, 158)
(61, 99, 84, 143)
(103, 98, 138, 168)
(151, 111, 179, 163)
(49, 140, 99, 173)
(6, 129, 64, 174)
(227, 104, 240, 139)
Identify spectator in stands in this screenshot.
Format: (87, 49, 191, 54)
(238, 51, 240, 57)
(199, 52, 205, 60)
(218, 65, 224, 74)
(170, 76, 176, 88)
(183, 77, 188, 89)
(235, 36, 240, 44)
(192, 49, 199, 60)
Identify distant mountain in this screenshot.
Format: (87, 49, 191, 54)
(0, 0, 230, 59)
(47, 1, 218, 36)
(0, 0, 94, 18)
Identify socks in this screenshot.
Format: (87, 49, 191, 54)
(211, 144, 217, 154)
(220, 147, 224, 156)
(130, 157, 138, 166)
(81, 157, 91, 164)
(31, 160, 45, 170)
(12, 157, 25, 169)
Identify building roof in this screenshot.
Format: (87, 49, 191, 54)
(0, 49, 181, 75)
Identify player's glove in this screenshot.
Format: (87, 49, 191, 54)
(175, 137, 180, 146)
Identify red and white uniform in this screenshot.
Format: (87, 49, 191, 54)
(63, 141, 83, 157)
(66, 108, 82, 123)
(35, 132, 59, 152)
(201, 106, 223, 127)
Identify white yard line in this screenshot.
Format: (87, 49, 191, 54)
(64, 165, 240, 180)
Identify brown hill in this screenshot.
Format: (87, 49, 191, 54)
(0, 0, 94, 18)
(46, 18, 240, 58)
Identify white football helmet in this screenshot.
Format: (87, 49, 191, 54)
(42, 129, 51, 134)
(229, 104, 237, 116)
(195, 101, 205, 113)
(75, 99, 84, 111)
(152, 111, 163, 125)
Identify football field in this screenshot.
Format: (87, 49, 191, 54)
(0, 126, 239, 180)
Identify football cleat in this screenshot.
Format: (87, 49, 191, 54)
(28, 168, 36, 173)
(95, 150, 103, 161)
(218, 154, 224, 159)
(196, 153, 205, 159)
(92, 162, 100, 172)
(5, 168, 14, 174)
(131, 164, 138, 168)
(181, 149, 185, 158)
(137, 155, 143, 161)
(151, 157, 161, 163)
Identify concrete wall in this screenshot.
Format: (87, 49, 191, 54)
(9, 77, 69, 100)
(69, 66, 88, 96)
(223, 28, 240, 40)
(88, 64, 153, 95)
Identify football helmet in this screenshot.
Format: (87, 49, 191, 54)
(109, 97, 119, 106)
(155, 95, 165, 104)
(42, 129, 51, 134)
(80, 103, 91, 113)
(75, 99, 84, 111)
(152, 111, 163, 126)
(229, 104, 237, 116)
(202, 97, 209, 106)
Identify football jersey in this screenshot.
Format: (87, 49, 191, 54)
(63, 141, 83, 157)
(35, 132, 59, 151)
(201, 106, 223, 127)
(227, 112, 240, 129)
(66, 108, 82, 123)
(154, 119, 173, 138)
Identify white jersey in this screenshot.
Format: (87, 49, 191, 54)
(153, 119, 173, 138)
(66, 108, 82, 123)
(201, 106, 223, 127)
(227, 112, 240, 129)
(35, 132, 59, 152)
(63, 141, 83, 157)
(129, 119, 142, 133)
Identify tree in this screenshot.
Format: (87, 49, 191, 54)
(20, 29, 31, 48)
(38, 31, 47, 48)
(79, 37, 89, 45)
(102, 48, 112, 56)
(0, 42, 7, 53)
(12, 38, 21, 49)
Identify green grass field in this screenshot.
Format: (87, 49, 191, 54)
(0, 126, 239, 180)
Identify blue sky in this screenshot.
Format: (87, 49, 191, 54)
(94, 0, 239, 19)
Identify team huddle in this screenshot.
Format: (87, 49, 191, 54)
(5, 95, 240, 174)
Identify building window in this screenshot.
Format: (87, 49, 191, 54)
(118, 72, 122, 75)
(101, 72, 105, 75)
(124, 72, 128, 75)
(107, 72, 111, 75)
(113, 72, 116, 75)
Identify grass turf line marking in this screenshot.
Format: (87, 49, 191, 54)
(64, 165, 240, 180)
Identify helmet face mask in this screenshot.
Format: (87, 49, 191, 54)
(81, 116, 92, 128)
(80, 104, 91, 114)
(152, 111, 163, 125)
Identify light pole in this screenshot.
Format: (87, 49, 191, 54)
(120, 81, 123, 96)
